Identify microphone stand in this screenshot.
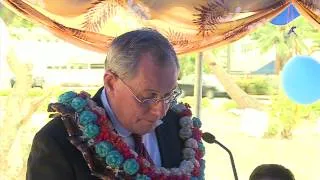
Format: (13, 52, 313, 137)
(214, 139, 238, 180)
(202, 132, 239, 180)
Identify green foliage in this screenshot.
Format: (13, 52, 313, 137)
(222, 100, 238, 110)
(264, 117, 280, 138)
(178, 54, 215, 78)
(178, 46, 228, 79)
(293, 17, 320, 40)
(203, 61, 214, 74)
(8, 28, 61, 41)
(178, 54, 196, 79)
(0, 5, 35, 28)
(0, 89, 10, 96)
(297, 101, 320, 121)
(236, 76, 275, 95)
(250, 17, 317, 72)
(267, 90, 320, 139)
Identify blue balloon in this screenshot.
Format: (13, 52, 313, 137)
(271, 4, 300, 25)
(282, 56, 320, 104)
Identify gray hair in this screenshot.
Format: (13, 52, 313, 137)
(105, 28, 179, 80)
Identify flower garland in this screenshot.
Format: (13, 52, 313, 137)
(55, 91, 206, 180)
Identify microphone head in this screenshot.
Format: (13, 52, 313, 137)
(202, 132, 216, 144)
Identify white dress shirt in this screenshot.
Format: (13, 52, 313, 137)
(100, 88, 162, 166)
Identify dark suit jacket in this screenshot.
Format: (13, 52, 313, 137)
(26, 87, 183, 180)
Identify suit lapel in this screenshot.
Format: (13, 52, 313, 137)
(156, 110, 183, 168)
(92, 87, 104, 107)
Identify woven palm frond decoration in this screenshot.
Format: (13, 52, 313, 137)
(193, 1, 228, 37)
(164, 29, 190, 47)
(68, 28, 90, 41)
(52, 21, 89, 41)
(224, 24, 248, 41)
(82, 0, 125, 32)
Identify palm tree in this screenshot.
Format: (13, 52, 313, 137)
(204, 50, 266, 110)
(179, 47, 266, 110)
(251, 17, 320, 138)
(251, 17, 314, 74)
(305, 28, 320, 54)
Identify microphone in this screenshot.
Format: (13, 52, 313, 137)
(202, 132, 239, 180)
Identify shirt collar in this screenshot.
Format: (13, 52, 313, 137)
(100, 88, 131, 137)
(100, 88, 163, 137)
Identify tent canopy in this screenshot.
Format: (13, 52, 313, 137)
(1, 0, 319, 54)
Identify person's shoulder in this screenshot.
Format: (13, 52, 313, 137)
(34, 117, 68, 142)
(164, 109, 180, 122)
(29, 117, 73, 157)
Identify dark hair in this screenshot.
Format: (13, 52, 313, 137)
(249, 164, 295, 180)
(105, 28, 179, 80)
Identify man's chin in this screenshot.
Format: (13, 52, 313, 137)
(134, 124, 156, 135)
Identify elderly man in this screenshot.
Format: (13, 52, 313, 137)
(27, 29, 205, 180)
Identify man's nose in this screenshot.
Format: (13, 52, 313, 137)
(150, 100, 168, 119)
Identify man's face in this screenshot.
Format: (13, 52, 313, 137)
(105, 53, 179, 135)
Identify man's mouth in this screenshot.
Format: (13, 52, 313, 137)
(146, 119, 156, 124)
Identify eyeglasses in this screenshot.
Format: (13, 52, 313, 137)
(115, 74, 181, 107)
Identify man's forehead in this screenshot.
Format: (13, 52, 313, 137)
(142, 85, 178, 94)
(138, 52, 178, 69)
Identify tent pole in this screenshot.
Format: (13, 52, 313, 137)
(194, 52, 203, 118)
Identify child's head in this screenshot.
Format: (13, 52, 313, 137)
(249, 164, 295, 180)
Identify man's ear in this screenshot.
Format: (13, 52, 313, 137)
(104, 71, 117, 94)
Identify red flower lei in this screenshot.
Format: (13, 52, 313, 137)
(51, 91, 206, 180)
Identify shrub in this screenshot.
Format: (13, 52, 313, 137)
(267, 90, 319, 139)
(236, 76, 276, 95)
(0, 89, 10, 96)
(222, 100, 238, 110)
(264, 117, 281, 138)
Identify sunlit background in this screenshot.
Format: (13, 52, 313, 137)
(1, 3, 320, 180)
